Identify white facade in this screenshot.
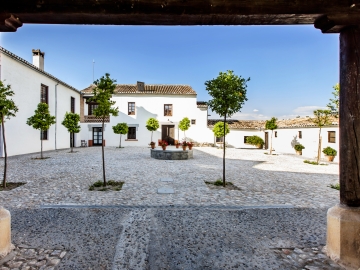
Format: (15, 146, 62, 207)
(0, 47, 81, 156)
(80, 91, 210, 146)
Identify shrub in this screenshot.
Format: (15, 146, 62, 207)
(323, 146, 337, 156)
(246, 135, 264, 146)
(294, 144, 305, 151)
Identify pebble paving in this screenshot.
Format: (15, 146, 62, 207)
(0, 146, 343, 269)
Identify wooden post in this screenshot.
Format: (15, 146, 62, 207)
(339, 26, 360, 207)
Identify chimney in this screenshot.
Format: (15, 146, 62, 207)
(137, 81, 145, 91)
(32, 49, 45, 70)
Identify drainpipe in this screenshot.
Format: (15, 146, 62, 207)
(55, 83, 59, 150)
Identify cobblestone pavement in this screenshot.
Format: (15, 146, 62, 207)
(1, 147, 339, 209)
(0, 147, 343, 269)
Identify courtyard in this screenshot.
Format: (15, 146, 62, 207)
(0, 147, 342, 269)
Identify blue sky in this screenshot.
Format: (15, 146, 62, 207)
(1, 24, 339, 120)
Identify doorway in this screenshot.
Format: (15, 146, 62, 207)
(265, 132, 269, 149)
(93, 127, 103, 146)
(162, 125, 175, 145)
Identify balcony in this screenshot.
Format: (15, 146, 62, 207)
(84, 115, 110, 123)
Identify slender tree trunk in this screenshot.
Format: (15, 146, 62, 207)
(102, 119, 106, 186)
(71, 133, 73, 153)
(317, 128, 322, 164)
(223, 116, 226, 187)
(40, 129, 43, 159)
(270, 130, 273, 155)
(151, 131, 153, 143)
(2, 116, 7, 188)
(119, 134, 121, 148)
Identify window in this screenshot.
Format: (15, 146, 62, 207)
(328, 131, 336, 143)
(275, 131, 277, 138)
(128, 102, 135, 115)
(244, 136, 249, 143)
(71, 97, 75, 113)
(164, 104, 173, 116)
(216, 136, 224, 143)
(191, 119, 196, 125)
(298, 131, 302, 139)
(40, 130, 48, 140)
(40, 84, 48, 104)
(128, 127, 136, 139)
(88, 103, 98, 115)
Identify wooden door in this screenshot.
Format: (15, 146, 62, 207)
(265, 132, 269, 149)
(162, 125, 175, 145)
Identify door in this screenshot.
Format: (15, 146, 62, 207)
(162, 125, 175, 145)
(265, 132, 269, 149)
(93, 127, 103, 146)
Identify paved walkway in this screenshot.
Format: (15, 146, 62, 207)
(0, 147, 343, 269)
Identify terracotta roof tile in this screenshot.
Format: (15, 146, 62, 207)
(81, 84, 196, 95)
(208, 117, 339, 129)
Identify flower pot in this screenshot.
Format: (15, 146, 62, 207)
(162, 146, 167, 151)
(150, 144, 155, 149)
(175, 144, 179, 149)
(182, 145, 187, 151)
(188, 145, 193, 150)
(256, 144, 262, 149)
(327, 155, 335, 162)
(296, 150, 302, 155)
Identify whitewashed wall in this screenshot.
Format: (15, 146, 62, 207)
(0, 52, 80, 156)
(80, 94, 212, 146)
(269, 127, 339, 160)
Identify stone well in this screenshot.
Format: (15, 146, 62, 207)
(151, 148, 193, 160)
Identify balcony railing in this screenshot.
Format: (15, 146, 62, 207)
(84, 115, 110, 123)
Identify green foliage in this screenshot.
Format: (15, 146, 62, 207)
(312, 109, 331, 127)
(246, 135, 264, 146)
(113, 123, 128, 135)
(88, 180, 124, 191)
(205, 70, 249, 118)
(26, 103, 56, 132)
(0, 81, 18, 122)
(146, 117, 159, 142)
(323, 146, 337, 156)
(330, 183, 340, 190)
(294, 144, 305, 151)
(265, 117, 277, 130)
(327, 83, 339, 117)
(304, 160, 319, 165)
(212, 122, 230, 138)
(179, 117, 190, 132)
(62, 112, 81, 134)
(89, 73, 119, 119)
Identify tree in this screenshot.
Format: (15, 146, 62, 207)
(26, 103, 56, 159)
(327, 83, 339, 117)
(212, 122, 230, 148)
(265, 117, 278, 155)
(205, 70, 249, 186)
(0, 81, 18, 188)
(146, 118, 159, 143)
(89, 73, 119, 186)
(312, 109, 331, 164)
(61, 112, 81, 153)
(112, 123, 128, 148)
(179, 117, 190, 139)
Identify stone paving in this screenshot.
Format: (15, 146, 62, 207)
(0, 146, 339, 209)
(0, 146, 343, 269)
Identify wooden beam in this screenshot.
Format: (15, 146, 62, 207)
(339, 26, 360, 207)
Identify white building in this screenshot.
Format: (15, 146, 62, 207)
(80, 82, 209, 146)
(0, 47, 81, 156)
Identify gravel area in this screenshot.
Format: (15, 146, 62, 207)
(0, 146, 339, 209)
(0, 147, 342, 269)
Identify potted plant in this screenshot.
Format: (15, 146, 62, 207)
(187, 141, 194, 150)
(181, 141, 188, 151)
(175, 141, 181, 149)
(294, 144, 305, 155)
(245, 135, 264, 149)
(159, 140, 168, 150)
(149, 141, 156, 149)
(322, 146, 337, 161)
